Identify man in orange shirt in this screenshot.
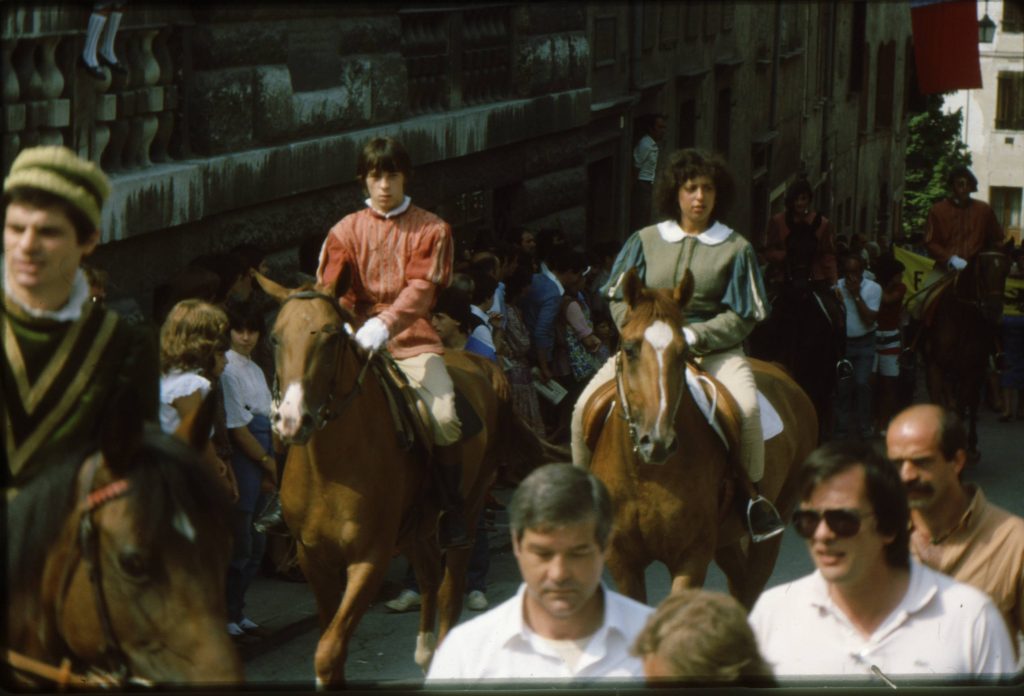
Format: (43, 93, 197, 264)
(316, 137, 467, 549)
(887, 404, 1024, 654)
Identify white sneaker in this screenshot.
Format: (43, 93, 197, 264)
(384, 589, 421, 613)
(466, 590, 488, 611)
(226, 622, 244, 637)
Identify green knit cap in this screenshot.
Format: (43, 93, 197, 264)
(3, 146, 111, 230)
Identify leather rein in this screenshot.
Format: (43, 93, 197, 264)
(5, 453, 148, 689)
(270, 290, 373, 430)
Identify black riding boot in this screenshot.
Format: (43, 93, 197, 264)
(747, 486, 785, 543)
(434, 444, 470, 550)
(252, 492, 286, 535)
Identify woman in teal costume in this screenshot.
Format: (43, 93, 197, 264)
(570, 149, 783, 541)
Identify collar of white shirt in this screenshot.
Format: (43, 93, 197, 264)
(2, 267, 91, 321)
(365, 195, 412, 219)
(539, 262, 565, 296)
(806, 560, 938, 641)
(657, 219, 732, 245)
(497, 583, 635, 665)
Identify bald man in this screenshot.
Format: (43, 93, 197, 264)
(886, 404, 1024, 654)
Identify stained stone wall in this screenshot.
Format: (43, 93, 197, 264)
(3, 4, 592, 310)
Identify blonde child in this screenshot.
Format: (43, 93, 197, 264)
(158, 299, 237, 500)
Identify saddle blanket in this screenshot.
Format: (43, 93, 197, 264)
(686, 369, 784, 446)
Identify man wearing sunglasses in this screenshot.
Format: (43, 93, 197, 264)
(887, 404, 1024, 658)
(749, 441, 1014, 680)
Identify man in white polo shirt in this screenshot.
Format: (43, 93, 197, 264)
(750, 441, 1014, 682)
(426, 463, 652, 682)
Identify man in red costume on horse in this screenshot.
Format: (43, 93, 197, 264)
(316, 136, 468, 549)
(907, 165, 1004, 323)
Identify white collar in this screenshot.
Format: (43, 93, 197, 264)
(2, 267, 91, 321)
(656, 219, 733, 245)
(540, 262, 565, 296)
(365, 195, 412, 219)
(470, 304, 490, 321)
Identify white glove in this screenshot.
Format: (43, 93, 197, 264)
(682, 327, 698, 347)
(948, 255, 967, 271)
(354, 317, 389, 351)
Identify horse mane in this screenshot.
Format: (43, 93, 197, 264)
(6, 446, 88, 603)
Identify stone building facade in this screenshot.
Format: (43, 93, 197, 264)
(2, 3, 911, 312)
(943, 0, 1024, 245)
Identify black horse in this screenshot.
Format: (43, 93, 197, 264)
(921, 251, 1010, 457)
(748, 279, 841, 443)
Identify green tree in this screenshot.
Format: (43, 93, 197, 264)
(902, 93, 971, 239)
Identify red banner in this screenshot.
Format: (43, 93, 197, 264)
(911, 0, 983, 94)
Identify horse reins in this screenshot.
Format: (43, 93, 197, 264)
(271, 290, 373, 429)
(6, 453, 141, 689)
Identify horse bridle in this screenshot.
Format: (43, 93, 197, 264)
(613, 347, 692, 457)
(270, 290, 373, 430)
(50, 452, 142, 687)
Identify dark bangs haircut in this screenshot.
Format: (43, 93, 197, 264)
(356, 137, 412, 180)
(799, 440, 910, 569)
(2, 186, 96, 244)
(654, 149, 735, 222)
(225, 300, 265, 335)
(784, 178, 813, 210)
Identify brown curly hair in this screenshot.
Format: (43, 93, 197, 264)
(653, 149, 735, 223)
(159, 299, 230, 376)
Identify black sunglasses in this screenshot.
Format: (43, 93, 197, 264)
(792, 508, 874, 539)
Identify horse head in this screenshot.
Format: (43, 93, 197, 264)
(958, 251, 1010, 324)
(256, 266, 358, 444)
(616, 267, 695, 464)
(6, 389, 242, 686)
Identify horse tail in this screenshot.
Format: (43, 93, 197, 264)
(492, 399, 568, 483)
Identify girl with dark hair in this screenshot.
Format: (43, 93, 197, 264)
(571, 149, 783, 542)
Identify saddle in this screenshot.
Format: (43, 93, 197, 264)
(581, 362, 742, 465)
(372, 353, 483, 456)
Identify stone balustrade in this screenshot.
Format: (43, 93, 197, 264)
(1, 5, 191, 175)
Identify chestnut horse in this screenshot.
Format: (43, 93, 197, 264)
(257, 269, 513, 686)
(589, 269, 817, 608)
(4, 392, 242, 688)
(921, 250, 1010, 456)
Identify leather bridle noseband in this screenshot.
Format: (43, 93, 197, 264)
(270, 290, 373, 430)
(613, 341, 691, 458)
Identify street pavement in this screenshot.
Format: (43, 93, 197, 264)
(238, 403, 1024, 686)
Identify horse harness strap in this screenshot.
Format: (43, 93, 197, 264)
(271, 290, 373, 429)
(75, 453, 135, 684)
(8, 454, 140, 689)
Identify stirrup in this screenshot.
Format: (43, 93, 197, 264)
(747, 495, 785, 543)
(836, 358, 854, 380)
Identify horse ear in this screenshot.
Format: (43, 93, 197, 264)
(253, 270, 292, 305)
(174, 391, 218, 454)
(622, 267, 644, 309)
(673, 269, 695, 309)
(99, 388, 145, 474)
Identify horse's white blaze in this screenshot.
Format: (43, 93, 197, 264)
(277, 381, 305, 437)
(644, 321, 673, 436)
(414, 631, 437, 672)
(172, 507, 196, 543)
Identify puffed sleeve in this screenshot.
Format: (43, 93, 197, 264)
(377, 219, 453, 337)
(603, 232, 647, 330)
(688, 243, 770, 354)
